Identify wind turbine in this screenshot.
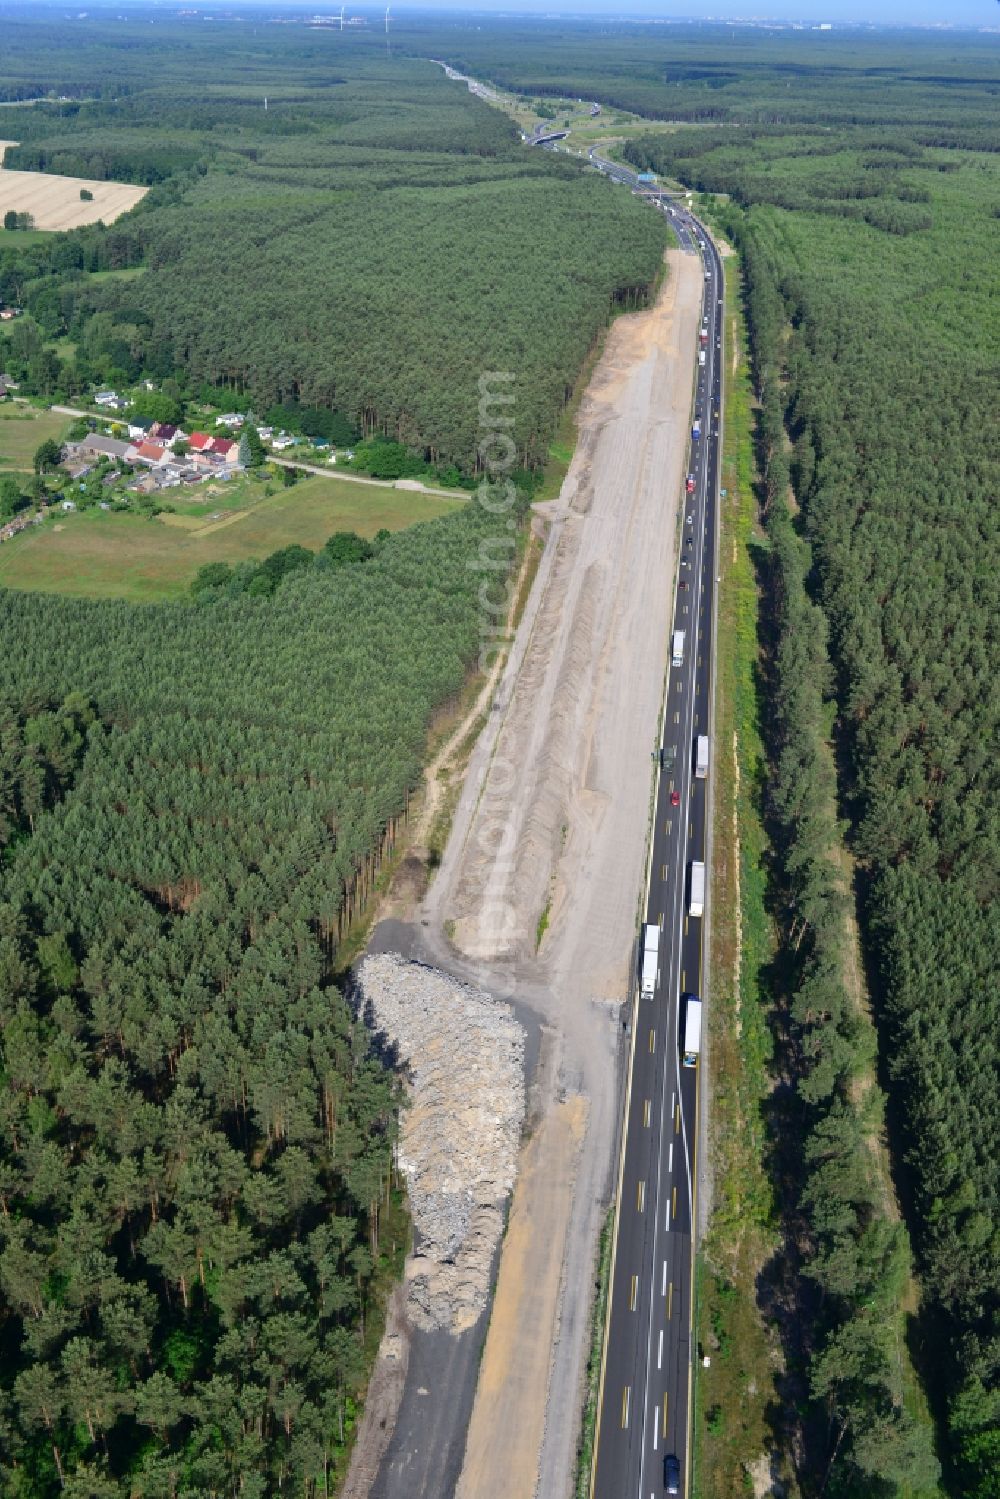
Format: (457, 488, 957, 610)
(338, 5, 344, 31)
(385, 4, 390, 32)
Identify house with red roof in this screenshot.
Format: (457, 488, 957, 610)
(188, 432, 214, 452)
(133, 441, 169, 466)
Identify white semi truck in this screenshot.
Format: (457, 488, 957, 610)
(689, 860, 705, 919)
(640, 922, 660, 998)
(695, 734, 709, 779)
(672, 630, 686, 668)
(682, 996, 702, 1067)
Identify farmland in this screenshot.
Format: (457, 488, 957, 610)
(0, 471, 463, 601)
(0, 401, 70, 470)
(0, 137, 147, 227)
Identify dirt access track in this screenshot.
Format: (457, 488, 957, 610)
(0, 141, 147, 229)
(418, 240, 703, 1499)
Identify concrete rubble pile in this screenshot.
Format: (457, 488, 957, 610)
(358, 953, 525, 1334)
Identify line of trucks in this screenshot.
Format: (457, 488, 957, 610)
(640, 733, 710, 1066)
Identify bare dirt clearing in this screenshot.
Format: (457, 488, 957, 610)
(417, 241, 703, 1499)
(0, 141, 146, 228)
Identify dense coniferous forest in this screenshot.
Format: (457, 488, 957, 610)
(0, 16, 665, 473)
(0, 499, 514, 1492)
(401, 21, 999, 145)
(0, 15, 669, 1490)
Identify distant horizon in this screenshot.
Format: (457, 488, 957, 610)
(4, 0, 1000, 33)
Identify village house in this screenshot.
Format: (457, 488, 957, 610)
(127, 417, 154, 441)
(149, 422, 188, 447)
(0, 306, 22, 322)
(0, 374, 19, 399)
(78, 433, 136, 463)
(214, 412, 245, 429)
(133, 441, 170, 467)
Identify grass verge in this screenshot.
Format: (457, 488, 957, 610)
(692, 252, 784, 1498)
(574, 1207, 615, 1499)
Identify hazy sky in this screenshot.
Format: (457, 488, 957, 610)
(401, 1, 998, 26)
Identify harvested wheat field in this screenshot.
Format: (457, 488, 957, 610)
(0, 140, 147, 229)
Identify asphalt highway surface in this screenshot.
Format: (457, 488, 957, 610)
(587, 162, 724, 1499)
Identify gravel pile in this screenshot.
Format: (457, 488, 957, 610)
(357, 953, 525, 1333)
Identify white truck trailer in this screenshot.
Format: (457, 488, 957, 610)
(695, 734, 709, 779)
(689, 860, 705, 919)
(682, 996, 703, 1067)
(640, 922, 660, 998)
(672, 629, 686, 668)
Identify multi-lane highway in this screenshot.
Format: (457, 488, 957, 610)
(587, 173, 724, 1499)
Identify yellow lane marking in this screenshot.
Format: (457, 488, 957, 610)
(629, 1275, 638, 1311)
(672, 1185, 678, 1218)
(643, 1098, 651, 1127)
(668, 1281, 674, 1319)
(662, 1392, 668, 1437)
(649, 1029, 656, 1054)
(675, 1105, 681, 1133)
(621, 1386, 631, 1429)
(637, 1180, 646, 1213)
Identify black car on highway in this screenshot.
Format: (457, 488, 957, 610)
(664, 1454, 681, 1494)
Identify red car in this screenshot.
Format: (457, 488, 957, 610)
(670, 790, 681, 807)
(686, 475, 695, 493)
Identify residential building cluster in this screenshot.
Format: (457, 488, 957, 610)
(62, 421, 244, 493)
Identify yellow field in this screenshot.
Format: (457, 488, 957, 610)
(0, 140, 147, 229)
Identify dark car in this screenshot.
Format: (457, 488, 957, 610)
(664, 1453, 681, 1494)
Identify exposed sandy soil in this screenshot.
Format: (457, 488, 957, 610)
(0, 141, 147, 228)
(418, 242, 704, 1499)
